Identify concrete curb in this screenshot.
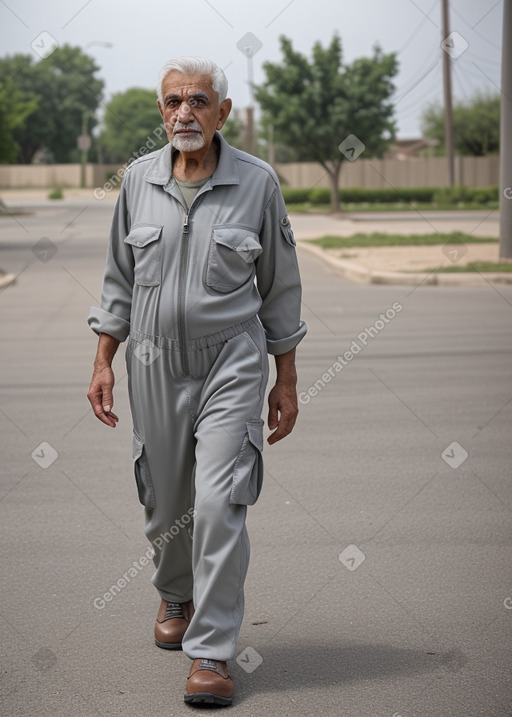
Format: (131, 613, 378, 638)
(0, 272, 16, 290)
(298, 241, 512, 287)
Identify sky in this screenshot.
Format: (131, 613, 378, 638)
(0, 0, 502, 138)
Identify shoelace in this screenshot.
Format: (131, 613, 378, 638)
(164, 602, 185, 620)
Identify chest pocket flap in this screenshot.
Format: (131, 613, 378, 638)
(207, 226, 262, 293)
(124, 224, 162, 286)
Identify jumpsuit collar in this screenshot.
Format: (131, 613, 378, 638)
(143, 131, 240, 188)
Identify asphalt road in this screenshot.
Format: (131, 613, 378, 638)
(1, 199, 511, 716)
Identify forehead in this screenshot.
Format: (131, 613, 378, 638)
(161, 71, 216, 99)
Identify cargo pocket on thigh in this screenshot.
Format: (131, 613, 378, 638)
(132, 433, 155, 509)
(230, 419, 264, 506)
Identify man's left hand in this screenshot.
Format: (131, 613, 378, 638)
(267, 378, 298, 445)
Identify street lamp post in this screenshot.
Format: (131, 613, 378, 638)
(78, 112, 92, 188)
(77, 41, 113, 187)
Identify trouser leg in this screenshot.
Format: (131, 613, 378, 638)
(182, 325, 269, 660)
(126, 340, 196, 603)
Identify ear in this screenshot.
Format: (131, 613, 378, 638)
(216, 98, 232, 130)
(157, 100, 164, 119)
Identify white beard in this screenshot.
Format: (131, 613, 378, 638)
(171, 133, 205, 152)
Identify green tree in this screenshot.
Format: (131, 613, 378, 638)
(99, 88, 168, 163)
(0, 45, 103, 163)
(0, 75, 37, 162)
(254, 35, 398, 211)
(220, 114, 245, 151)
(421, 94, 499, 156)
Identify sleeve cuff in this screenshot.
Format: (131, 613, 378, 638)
(87, 307, 131, 342)
(265, 320, 307, 355)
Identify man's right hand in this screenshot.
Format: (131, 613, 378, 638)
(88, 333, 121, 427)
(87, 364, 119, 427)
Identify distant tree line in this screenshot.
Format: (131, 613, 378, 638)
(0, 38, 500, 212)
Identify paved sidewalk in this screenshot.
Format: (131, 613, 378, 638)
(289, 210, 508, 286)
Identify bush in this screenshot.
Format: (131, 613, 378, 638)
(340, 187, 437, 203)
(309, 188, 331, 205)
(281, 188, 312, 204)
(48, 186, 63, 200)
(281, 185, 498, 206)
(432, 185, 498, 205)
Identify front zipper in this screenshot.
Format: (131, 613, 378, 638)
(177, 210, 190, 376)
(172, 179, 211, 377)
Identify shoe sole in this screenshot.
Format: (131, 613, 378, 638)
(154, 638, 182, 650)
(184, 692, 232, 706)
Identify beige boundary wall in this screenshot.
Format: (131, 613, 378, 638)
(0, 155, 499, 190)
(275, 155, 499, 189)
(0, 164, 120, 189)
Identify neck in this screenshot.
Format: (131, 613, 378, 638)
(172, 139, 219, 181)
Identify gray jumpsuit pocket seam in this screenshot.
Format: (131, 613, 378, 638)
(230, 419, 264, 506)
(206, 226, 262, 293)
(240, 331, 263, 374)
(132, 432, 156, 509)
(124, 224, 162, 287)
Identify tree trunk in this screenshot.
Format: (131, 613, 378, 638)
(326, 161, 342, 213)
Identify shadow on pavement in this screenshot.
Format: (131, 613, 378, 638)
(232, 641, 466, 703)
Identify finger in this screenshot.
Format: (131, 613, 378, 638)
(267, 401, 279, 431)
(267, 410, 297, 445)
(96, 409, 119, 428)
(88, 393, 119, 428)
(98, 414, 116, 427)
(102, 390, 114, 413)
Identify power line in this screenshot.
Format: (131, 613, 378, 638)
(398, 0, 438, 54)
(450, 3, 501, 50)
(393, 57, 441, 106)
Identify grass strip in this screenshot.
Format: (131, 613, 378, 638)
(309, 232, 497, 249)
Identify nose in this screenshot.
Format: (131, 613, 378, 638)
(177, 101, 192, 122)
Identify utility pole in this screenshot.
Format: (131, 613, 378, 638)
(441, 0, 455, 186)
(499, 0, 512, 259)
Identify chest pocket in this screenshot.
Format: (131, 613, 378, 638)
(206, 225, 262, 293)
(124, 224, 162, 286)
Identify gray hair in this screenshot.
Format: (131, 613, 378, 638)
(157, 57, 228, 104)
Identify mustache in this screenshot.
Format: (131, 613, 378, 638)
(173, 121, 202, 133)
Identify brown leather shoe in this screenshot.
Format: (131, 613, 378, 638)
(154, 599, 194, 649)
(184, 658, 233, 706)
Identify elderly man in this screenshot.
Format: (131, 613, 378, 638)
(87, 56, 306, 706)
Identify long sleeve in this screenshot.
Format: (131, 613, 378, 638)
(87, 181, 134, 342)
(256, 186, 307, 355)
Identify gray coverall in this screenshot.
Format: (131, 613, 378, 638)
(88, 131, 307, 660)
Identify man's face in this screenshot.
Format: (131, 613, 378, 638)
(158, 71, 231, 153)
